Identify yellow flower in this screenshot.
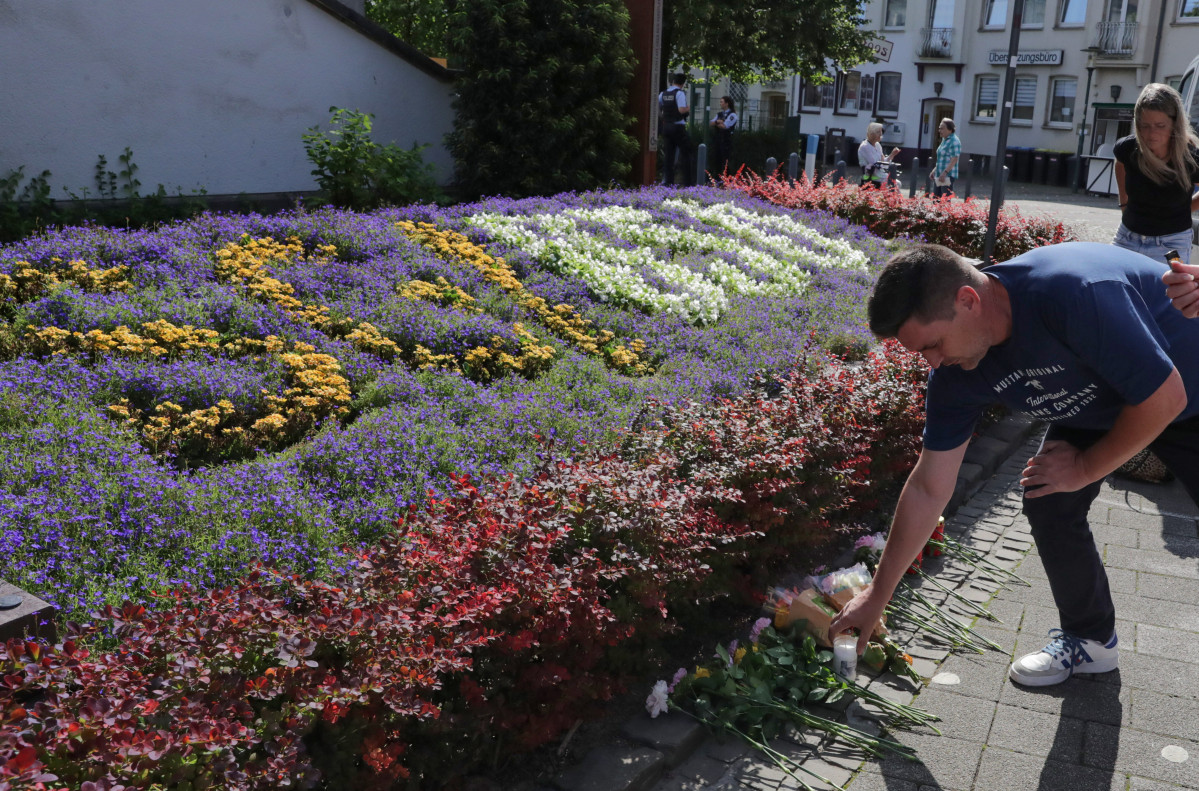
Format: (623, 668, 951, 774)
(694, 667, 711, 679)
(733, 647, 747, 665)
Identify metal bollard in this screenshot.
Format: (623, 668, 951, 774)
(765, 156, 778, 177)
(909, 156, 920, 198)
(834, 159, 847, 184)
(696, 143, 708, 185)
(788, 152, 799, 182)
(962, 154, 973, 199)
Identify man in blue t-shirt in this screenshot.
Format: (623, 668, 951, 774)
(829, 242, 1199, 687)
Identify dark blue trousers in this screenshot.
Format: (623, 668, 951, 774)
(1023, 416, 1199, 641)
(661, 124, 694, 187)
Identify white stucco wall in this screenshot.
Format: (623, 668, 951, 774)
(0, 0, 455, 197)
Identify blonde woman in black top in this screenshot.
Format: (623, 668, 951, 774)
(1113, 83, 1199, 267)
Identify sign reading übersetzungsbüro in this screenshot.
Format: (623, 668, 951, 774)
(988, 49, 1064, 66)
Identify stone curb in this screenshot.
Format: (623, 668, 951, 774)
(551, 416, 1043, 791)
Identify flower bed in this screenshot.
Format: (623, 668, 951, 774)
(0, 339, 929, 789)
(0, 187, 889, 618)
(722, 170, 1075, 262)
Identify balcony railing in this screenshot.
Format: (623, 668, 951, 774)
(918, 27, 953, 58)
(1093, 21, 1137, 58)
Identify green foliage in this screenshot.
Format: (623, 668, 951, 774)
(0, 166, 53, 241)
(0, 149, 208, 243)
(446, 0, 639, 199)
(363, 0, 450, 56)
(302, 106, 443, 209)
(667, 0, 877, 83)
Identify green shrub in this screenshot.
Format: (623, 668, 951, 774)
(302, 106, 444, 209)
(446, 0, 638, 199)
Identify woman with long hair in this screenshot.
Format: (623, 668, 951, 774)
(1113, 83, 1199, 266)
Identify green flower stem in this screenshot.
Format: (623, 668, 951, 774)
(913, 568, 998, 621)
(930, 537, 1031, 587)
(839, 681, 943, 734)
(893, 586, 1003, 652)
(886, 604, 987, 654)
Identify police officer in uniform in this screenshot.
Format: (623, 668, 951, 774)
(659, 73, 694, 186)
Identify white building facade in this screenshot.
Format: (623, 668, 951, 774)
(699, 0, 1199, 187)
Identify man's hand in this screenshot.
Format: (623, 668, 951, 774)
(1163, 261, 1199, 319)
(828, 584, 889, 654)
(1021, 440, 1091, 497)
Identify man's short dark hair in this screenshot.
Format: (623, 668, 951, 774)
(671, 72, 686, 86)
(868, 244, 979, 338)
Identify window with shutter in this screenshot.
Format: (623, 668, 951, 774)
(861, 74, 875, 112)
(1013, 75, 1037, 121)
(821, 83, 836, 108)
(975, 75, 999, 119)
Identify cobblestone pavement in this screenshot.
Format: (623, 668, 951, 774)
(542, 187, 1199, 791)
(552, 418, 1199, 791)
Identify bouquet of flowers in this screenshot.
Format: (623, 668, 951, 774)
(648, 619, 937, 790)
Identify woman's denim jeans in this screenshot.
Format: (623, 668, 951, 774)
(1112, 224, 1194, 266)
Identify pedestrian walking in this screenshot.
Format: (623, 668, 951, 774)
(829, 241, 1199, 688)
(659, 73, 694, 187)
(931, 119, 960, 199)
(1112, 82, 1199, 266)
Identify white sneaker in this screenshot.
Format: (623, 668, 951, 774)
(1008, 629, 1118, 687)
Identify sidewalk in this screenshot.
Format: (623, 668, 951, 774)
(549, 416, 1199, 791)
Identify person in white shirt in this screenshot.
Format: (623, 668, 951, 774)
(858, 122, 900, 189)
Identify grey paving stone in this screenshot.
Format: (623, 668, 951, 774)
(1127, 775, 1198, 791)
(981, 597, 1024, 630)
(856, 732, 983, 790)
(926, 653, 1008, 702)
(1134, 622, 1199, 665)
(553, 745, 665, 791)
(843, 774, 918, 791)
(1104, 566, 1139, 594)
(988, 704, 1086, 762)
(1090, 523, 1140, 548)
(1111, 591, 1199, 632)
(651, 751, 734, 791)
(1104, 545, 1199, 578)
(998, 675, 1129, 726)
(1103, 506, 1198, 536)
(705, 736, 751, 764)
(1085, 722, 1199, 787)
(973, 746, 1127, 791)
(623, 711, 707, 762)
(1136, 529, 1199, 555)
(1127, 688, 1199, 743)
(1091, 644, 1199, 694)
(906, 687, 995, 743)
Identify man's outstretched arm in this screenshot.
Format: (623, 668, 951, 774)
(829, 440, 969, 653)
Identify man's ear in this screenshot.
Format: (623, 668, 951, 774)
(955, 285, 982, 311)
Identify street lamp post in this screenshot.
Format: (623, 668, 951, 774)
(1073, 47, 1102, 193)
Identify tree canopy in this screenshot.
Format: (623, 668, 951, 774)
(666, 0, 877, 83)
(365, 0, 877, 83)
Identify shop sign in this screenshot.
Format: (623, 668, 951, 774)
(987, 49, 1064, 66)
(868, 38, 893, 62)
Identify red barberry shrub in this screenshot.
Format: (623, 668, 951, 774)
(722, 170, 1075, 262)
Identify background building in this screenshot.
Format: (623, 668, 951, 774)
(692, 0, 1199, 191)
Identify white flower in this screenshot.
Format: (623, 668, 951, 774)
(646, 679, 670, 718)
